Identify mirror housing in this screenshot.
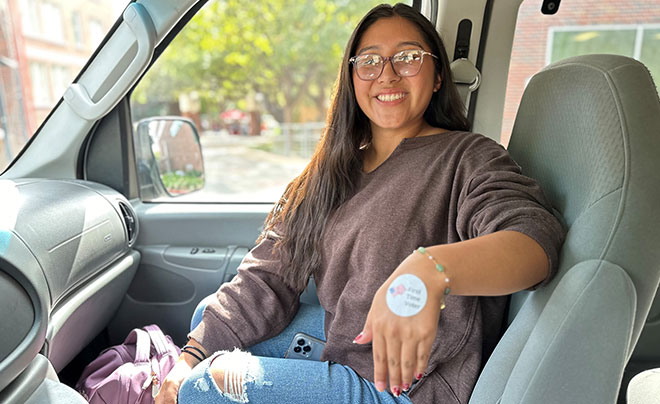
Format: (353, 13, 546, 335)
(134, 117, 205, 199)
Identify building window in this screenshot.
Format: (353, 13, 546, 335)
(30, 62, 52, 107)
(71, 12, 83, 47)
(549, 28, 636, 63)
(549, 25, 660, 83)
(88, 19, 105, 49)
(640, 28, 660, 83)
(19, 0, 40, 37)
(41, 2, 64, 42)
(50, 65, 71, 102)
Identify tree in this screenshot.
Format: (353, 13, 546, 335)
(133, 0, 388, 124)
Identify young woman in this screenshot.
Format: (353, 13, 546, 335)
(156, 4, 565, 404)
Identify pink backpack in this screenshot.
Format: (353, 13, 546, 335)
(76, 324, 181, 403)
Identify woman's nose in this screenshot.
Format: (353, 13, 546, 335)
(378, 60, 400, 83)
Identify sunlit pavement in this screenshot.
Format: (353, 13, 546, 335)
(183, 131, 309, 202)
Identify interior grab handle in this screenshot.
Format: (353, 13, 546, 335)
(64, 3, 156, 121)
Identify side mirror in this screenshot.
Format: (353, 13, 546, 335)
(134, 117, 205, 199)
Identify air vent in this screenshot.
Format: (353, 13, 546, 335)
(118, 202, 138, 247)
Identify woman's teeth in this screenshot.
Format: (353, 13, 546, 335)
(377, 93, 405, 102)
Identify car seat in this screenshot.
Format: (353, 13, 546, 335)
(469, 54, 660, 404)
(627, 368, 660, 404)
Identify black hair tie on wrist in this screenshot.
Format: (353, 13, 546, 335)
(181, 347, 204, 363)
(182, 345, 207, 361)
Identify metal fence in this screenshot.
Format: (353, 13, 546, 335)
(272, 122, 325, 159)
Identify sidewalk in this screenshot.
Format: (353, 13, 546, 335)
(193, 131, 310, 202)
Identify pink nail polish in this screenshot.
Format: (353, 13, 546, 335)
(392, 386, 401, 397)
(375, 381, 387, 391)
(415, 373, 423, 380)
(352, 332, 363, 343)
(402, 383, 410, 391)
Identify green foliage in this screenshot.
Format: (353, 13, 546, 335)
(161, 171, 205, 194)
(250, 141, 275, 153)
(133, 0, 395, 122)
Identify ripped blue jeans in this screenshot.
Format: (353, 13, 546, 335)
(178, 295, 414, 404)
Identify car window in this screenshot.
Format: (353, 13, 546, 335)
(0, 0, 126, 173)
(502, 0, 660, 145)
(130, 0, 413, 203)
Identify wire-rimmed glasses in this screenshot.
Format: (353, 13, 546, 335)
(349, 49, 437, 81)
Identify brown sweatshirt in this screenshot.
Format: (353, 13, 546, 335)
(189, 131, 565, 404)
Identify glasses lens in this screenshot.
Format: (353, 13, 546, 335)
(392, 50, 424, 77)
(355, 54, 383, 80)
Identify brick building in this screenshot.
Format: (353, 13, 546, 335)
(153, 120, 204, 174)
(502, 0, 660, 144)
(0, 0, 116, 168)
(0, 0, 29, 168)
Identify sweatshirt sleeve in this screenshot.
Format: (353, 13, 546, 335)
(455, 134, 566, 288)
(187, 228, 304, 353)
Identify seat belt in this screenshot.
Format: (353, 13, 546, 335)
(450, 58, 481, 103)
(450, 18, 482, 107)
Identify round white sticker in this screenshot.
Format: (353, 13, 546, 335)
(386, 274, 428, 317)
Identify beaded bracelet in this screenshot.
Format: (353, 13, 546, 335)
(415, 247, 451, 310)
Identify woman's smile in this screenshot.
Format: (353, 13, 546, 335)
(375, 90, 408, 103)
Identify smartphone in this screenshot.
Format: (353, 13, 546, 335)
(284, 332, 326, 361)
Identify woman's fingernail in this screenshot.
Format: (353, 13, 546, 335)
(415, 373, 423, 380)
(375, 381, 387, 391)
(402, 383, 410, 391)
(392, 386, 401, 397)
(352, 332, 363, 343)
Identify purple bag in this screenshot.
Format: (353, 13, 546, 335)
(76, 324, 181, 403)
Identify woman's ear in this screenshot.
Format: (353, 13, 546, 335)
(433, 74, 442, 92)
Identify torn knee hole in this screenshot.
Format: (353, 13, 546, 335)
(209, 350, 252, 403)
(214, 363, 244, 398)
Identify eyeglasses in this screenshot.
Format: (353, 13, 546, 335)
(349, 49, 438, 81)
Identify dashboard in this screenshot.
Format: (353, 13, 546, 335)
(0, 179, 139, 400)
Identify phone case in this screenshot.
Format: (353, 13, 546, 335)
(284, 332, 326, 361)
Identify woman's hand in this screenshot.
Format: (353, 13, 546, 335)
(354, 252, 445, 396)
(155, 355, 195, 404)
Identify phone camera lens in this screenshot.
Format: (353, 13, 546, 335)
(294, 346, 302, 353)
(297, 339, 306, 346)
(303, 345, 312, 352)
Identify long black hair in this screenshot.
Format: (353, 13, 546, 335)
(261, 3, 470, 290)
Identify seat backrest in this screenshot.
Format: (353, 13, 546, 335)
(470, 54, 660, 404)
